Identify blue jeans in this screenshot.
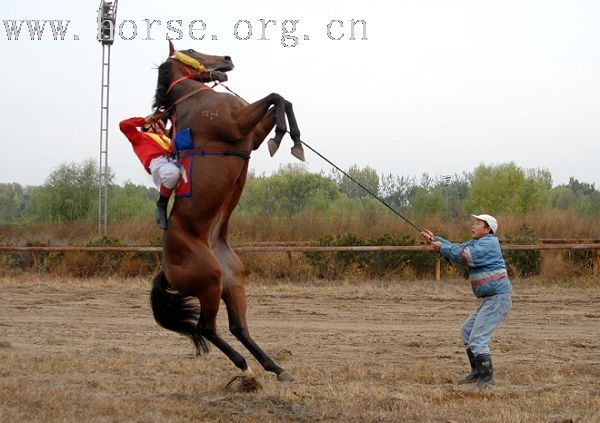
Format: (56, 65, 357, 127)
(461, 293, 512, 356)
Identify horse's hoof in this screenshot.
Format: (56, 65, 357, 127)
(291, 146, 305, 162)
(268, 138, 281, 157)
(277, 371, 294, 382)
(225, 375, 263, 392)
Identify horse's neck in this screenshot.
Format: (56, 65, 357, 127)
(170, 83, 214, 124)
(170, 78, 211, 101)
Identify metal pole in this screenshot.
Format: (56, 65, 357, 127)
(98, 43, 110, 235)
(97, 0, 118, 236)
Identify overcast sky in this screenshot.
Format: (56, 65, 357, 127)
(2, 0, 599, 188)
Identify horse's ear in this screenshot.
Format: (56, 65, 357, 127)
(168, 40, 175, 57)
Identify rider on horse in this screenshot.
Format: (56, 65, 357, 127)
(119, 112, 179, 229)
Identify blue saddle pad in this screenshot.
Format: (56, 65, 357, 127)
(175, 128, 193, 151)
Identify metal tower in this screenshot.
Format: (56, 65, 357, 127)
(97, 0, 118, 235)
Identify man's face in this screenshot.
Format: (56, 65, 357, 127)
(471, 219, 491, 239)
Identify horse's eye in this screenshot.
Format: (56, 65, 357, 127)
(188, 49, 195, 53)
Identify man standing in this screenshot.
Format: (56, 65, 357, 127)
(421, 214, 512, 389)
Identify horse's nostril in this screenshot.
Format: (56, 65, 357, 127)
(224, 56, 232, 62)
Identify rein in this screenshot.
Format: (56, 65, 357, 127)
(162, 80, 211, 139)
(166, 55, 207, 94)
(159, 50, 218, 116)
(179, 148, 250, 161)
(164, 59, 212, 110)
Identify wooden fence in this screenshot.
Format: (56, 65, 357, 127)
(1, 241, 598, 280)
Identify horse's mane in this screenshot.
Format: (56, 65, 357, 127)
(153, 61, 172, 110)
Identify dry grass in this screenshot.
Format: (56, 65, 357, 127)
(2, 210, 598, 280)
(1, 275, 599, 422)
(1, 210, 599, 247)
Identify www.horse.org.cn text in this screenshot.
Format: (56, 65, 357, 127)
(1, 18, 368, 46)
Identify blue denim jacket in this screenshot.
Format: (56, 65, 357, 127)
(435, 234, 512, 298)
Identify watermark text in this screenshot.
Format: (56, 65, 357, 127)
(2, 17, 368, 46)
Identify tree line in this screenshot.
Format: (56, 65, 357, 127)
(1, 159, 599, 225)
(0, 159, 156, 224)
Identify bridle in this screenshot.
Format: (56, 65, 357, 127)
(154, 52, 214, 141)
(161, 52, 214, 115)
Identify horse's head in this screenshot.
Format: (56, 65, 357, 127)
(168, 40, 233, 81)
(154, 41, 234, 109)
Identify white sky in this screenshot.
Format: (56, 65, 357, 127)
(1, 0, 599, 188)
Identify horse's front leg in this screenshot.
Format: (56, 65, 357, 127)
(233, 93, 304, 161)
(233, 93, 286, 151)
(249, 102, 305, 161)
(283, 100, 304, 161)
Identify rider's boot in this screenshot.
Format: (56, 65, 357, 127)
(156, 186, 172, 230)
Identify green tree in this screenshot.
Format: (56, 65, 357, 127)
(380, 174, 416, 210)
(26, 159, 111, 222)
(444, 173, 471, 218)
(0, 183, 28, 224)
(411, 186, 445, 216)
(108, 182, 157, 221)
(550, 178, 600, 214)
(409, 173, 472, 218)
(239, 166, 340, 216)
(334, 165, 380, 199)
(549, 186, 575, 210)
(465, 163, 550, 214)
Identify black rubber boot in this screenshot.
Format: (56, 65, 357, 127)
(155, 195, 169, 230)
(458, 348, 479, 384)
(474, 354, 495, 389)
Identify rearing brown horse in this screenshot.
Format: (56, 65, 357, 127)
(150, 41, 303, 385)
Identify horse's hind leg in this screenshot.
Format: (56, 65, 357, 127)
(223, 286, 294, 381)
(169, 249, 256, 377)
(219, 252, 294, 381)
(193, 274, 254, 376)
(260, 94, 287, 157)
(197, 291, 262, 392)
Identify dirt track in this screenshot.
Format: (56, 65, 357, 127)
(1, 275, 599, 422)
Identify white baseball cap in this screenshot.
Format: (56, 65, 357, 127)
(471, 214, 498, 234)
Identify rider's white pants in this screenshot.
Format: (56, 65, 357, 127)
(149, 156, 180, 189)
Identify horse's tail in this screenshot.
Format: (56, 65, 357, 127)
(150, 272, 209, 355)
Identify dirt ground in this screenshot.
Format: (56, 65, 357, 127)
(0, 275, 599, 423)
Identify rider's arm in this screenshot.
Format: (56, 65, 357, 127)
(119, 117, 146, 140)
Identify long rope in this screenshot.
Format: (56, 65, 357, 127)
(297, 137, 424, 233)
(215, 81, 425, 233)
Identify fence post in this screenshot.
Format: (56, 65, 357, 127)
(593, 249, 599, 277)
(30, 251, 37, 270)
(287, 251, 293, 276)
(435, 255, 441, 281)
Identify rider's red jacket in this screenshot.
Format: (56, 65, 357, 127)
(119, 117, 173, 173)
